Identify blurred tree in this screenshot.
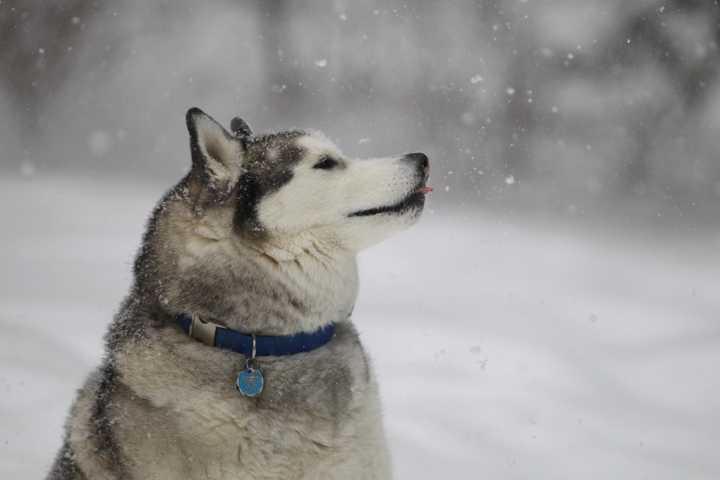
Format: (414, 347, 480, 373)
(616, 0, 720, 193)
(483, 0, 537, 181)
(0, 0, 96, 162)
(254, 0, 309, 123)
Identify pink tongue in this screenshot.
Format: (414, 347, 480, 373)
(417, 186, 433, 193)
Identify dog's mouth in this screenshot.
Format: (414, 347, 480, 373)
(348, 184, 433, 218)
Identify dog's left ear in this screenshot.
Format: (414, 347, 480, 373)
(186, 107, 244, 188)
(230, 116, 252, 138)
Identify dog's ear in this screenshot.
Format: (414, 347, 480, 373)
(230, 116, 252, 138)
(186, 107, 244, 188)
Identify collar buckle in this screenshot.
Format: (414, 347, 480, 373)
(189, 313, 218, 346)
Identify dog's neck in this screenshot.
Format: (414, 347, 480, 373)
(246, 229, 346, 265)
(236, 231, 359, 332)
(151, 220, 358, 336)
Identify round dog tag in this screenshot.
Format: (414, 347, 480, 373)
(236, 368, 264, 397)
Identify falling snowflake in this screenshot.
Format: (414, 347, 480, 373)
(470, 74, 484, 84)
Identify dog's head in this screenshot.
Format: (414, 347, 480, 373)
(183, 107, 431, 251)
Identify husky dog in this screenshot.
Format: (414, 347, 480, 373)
(48, 108, 431, 480)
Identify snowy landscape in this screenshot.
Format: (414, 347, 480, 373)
(1, 176, 718, 479)
(2, 1, 720, 478)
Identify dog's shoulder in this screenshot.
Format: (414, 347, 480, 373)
(52, 361, 127, 479)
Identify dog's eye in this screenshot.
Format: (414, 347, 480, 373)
(313, 156, 339, 170)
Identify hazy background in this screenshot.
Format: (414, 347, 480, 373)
(1, 1, 719, 478)
(3, 0, 720, 222)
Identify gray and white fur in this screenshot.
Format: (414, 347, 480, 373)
(47, 107, 430, 480)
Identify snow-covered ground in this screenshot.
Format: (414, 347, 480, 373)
(1, 177, 718, 479)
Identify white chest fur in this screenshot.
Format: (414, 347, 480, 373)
(109, 322, 391, 479)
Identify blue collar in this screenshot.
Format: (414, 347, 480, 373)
(175, 313, 336, 357)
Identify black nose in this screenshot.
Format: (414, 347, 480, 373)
(405, 152, 429, 170)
